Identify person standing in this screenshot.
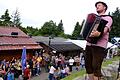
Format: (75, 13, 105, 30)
(84, 1, 113, 80)
(68, 57, 74, 72)
(23, 65, 31, 80)
(48, 64, 56, 80)
(7, 68, 14, 80)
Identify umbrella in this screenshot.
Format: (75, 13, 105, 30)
(21, 46, 26, 72)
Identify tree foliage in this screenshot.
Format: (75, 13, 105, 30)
(40, 20, 58, 36)
(110, 7, 120, 38)
(57, 20, 64, 34)
(26, 26, 40, 36)
(12, 9, 22, 27)
(71, 20, 85, 39)
(0, 9, 13, 26)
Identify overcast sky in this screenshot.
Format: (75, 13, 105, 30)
(0, 0, 120, 34)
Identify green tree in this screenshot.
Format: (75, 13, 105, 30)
(20, 27, 27, 34)
(40, 20, 58, 36)
(71, 22, 81, 39)
(0, 9, 13, 26)
(12, 9, 22, 27)
(25, 26, 40, 36)
(110, 7, 120, 38)
(57, 20, 64, 35)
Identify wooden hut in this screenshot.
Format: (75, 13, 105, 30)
(0, 27, 42, 61)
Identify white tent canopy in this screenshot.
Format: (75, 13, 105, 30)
(67, 40, 87, 50)
(113, 37, 120, 42)
(67, 40, 117, 50)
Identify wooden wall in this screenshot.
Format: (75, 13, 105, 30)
(0, 49, 37, 61)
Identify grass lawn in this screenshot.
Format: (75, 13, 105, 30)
(62, 56, 119, 80)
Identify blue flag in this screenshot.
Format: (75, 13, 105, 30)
(21, 46, 26, 71)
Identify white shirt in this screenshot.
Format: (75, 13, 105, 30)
(49, 66, 56, 74)
(69, 59, 74, 65)
(61, 69, 66, 73)
(0, 77, 3, 80)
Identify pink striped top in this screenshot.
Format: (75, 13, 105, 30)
(87, 15, 113, 48)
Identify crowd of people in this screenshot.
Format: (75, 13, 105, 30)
(0, 53, 85, 80)
(0, 55, 43, 80)
(47, 53, 85, 80)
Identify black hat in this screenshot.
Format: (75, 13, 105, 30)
(95, 1, 108, 10)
